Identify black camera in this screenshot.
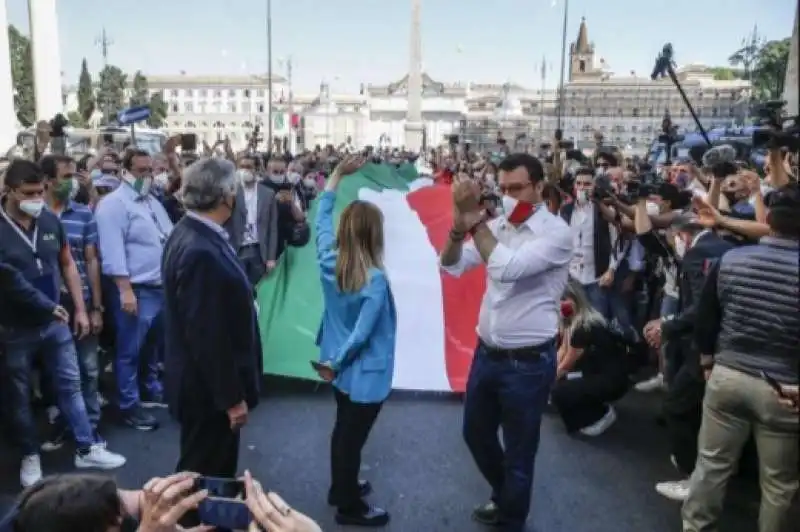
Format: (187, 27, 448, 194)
(751, 101, 800, 150)
(592, 172, 614, 201)
(627, 170, 663, 199)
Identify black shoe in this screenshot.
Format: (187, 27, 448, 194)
(140, 392, 167, 409)
(335, 505, 389, 527)
(121, 406, 159, 431)
(41, 425, 71, 452)
(472, 501, 502, 526)
(327, 480, 372, 505)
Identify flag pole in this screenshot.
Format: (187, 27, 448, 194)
(556, 0, 569, 132)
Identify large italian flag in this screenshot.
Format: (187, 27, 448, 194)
(256, 163, 485, 393)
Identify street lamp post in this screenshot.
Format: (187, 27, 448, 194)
(266, 0, 273, 151)
(556, 0, 569, 132)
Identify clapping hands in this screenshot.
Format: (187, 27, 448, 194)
(452, 173, 482, 232)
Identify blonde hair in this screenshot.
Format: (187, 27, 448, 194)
(335, 200, 384, 292)
(561, 279, 606, 338)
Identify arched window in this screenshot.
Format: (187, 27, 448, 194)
(579, 60, 586, 73)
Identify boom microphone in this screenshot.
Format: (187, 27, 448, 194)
(702, 144, 738, 178)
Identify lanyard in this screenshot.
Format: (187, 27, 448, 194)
(0, 207, 42, 272)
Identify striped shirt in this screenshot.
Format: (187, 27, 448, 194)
(56, 201, 98, 302)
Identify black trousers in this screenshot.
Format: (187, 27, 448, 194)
(663, 361, 705, 475)
(329, 388, 382, 512)
(176, 408, 240, 528)
(551, 373, 629, 433)
(239, 245, 266, 288)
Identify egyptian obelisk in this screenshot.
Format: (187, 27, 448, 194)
(783, 3, 798, 116)
(404, 0, 424, 153)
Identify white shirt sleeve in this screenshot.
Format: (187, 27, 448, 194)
(440, 238, 482, 278)
(486, 220, 573, 283)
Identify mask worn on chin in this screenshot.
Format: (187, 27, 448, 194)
(52, 178, 74, 201)
(560, 300, 575, 319)
(237, 169, 255, 184)
(19, 198, 45, 218)
(501, 195, 535, 225)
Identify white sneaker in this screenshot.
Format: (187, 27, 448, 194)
(20, 454, 42, 488)
(74, 444, 127, 470)
(580, 406, 617, 436)
(655, 479, 690, 501)
(635, 373, 665, 392)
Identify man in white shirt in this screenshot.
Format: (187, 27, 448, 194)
(439, 153, 573, 532)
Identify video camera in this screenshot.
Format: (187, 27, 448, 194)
(751, 100, 800, 150)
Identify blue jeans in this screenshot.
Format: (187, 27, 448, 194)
(583, 281, 610, 319)
(112, 286, 164, 410)
(463, 342, 556, 532)
(1, 322, 95, 454)
(40, 333, 102, 429)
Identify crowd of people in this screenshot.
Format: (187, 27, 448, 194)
(0, 121, 797, 531)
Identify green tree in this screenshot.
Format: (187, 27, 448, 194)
(76, 58, 95, 125)
(96, 65, 127, 123)
(728, 25, 764, 80)
(707, 67, 743, 81)
(8, 25, 35, 127)
(751, 38, 791, 101)
(147, 91, 168, 128)
(66, 110, 84, 126)
(129, 71, 149, 107)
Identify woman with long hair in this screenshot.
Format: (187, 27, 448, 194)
(550, 279, 630, 437)
(313, 155, 396, 528)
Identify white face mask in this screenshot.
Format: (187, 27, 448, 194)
(288, 172, 302, 184)
(19, 199, 45, 218)
(154, 172, 170, 187)
(485, 174, 495, 184)
(646, 201, 661, 216)
(237, 169, 255, 184)
(576, 190, 589, 203)
(302, 177, 316, 188)
(674, 236, 687, 258)
(269, 173, 285, 183)
(501, 195, 517, 217)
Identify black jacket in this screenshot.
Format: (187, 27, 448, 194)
(161, 215, 261, 420)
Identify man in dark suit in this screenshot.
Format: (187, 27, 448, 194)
(225, 154, 279, 287)
(641, 213, 733, 501)
(161, 157, 261, 482)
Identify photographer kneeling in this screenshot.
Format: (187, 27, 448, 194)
(634, 193, 733, 502)
(550, 280, 631, 437)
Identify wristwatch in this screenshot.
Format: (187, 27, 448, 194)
(92, 305, 105, 313)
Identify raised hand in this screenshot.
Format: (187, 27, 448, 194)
(334, 154, 366, 177)
(692, 196, 722, 228)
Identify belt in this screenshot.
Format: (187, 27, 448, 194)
(131, 283, 162, 290)
(478, 338, 555, 361)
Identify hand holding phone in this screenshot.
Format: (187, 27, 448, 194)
(193, 476, 251, 530)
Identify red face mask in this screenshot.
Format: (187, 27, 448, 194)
(560, 300, 575, 318)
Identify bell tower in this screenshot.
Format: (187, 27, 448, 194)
(569, 17, 599, 81)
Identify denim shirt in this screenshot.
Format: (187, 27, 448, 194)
(314, 190, 397, 404)
(95, 185, 174, 285)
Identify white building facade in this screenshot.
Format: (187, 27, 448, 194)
(60, 17, 753, 155)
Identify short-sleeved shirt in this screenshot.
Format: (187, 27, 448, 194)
(54, 201, 98, 302)
(0, 204, 66, 303)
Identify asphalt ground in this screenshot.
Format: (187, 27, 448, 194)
(0, 378, 795, 532)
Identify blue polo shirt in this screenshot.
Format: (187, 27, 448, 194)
(53, 201, 98, 303)
(0, 201, 66, 304)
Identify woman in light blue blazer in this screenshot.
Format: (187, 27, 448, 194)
(314, 155, 396, 528)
